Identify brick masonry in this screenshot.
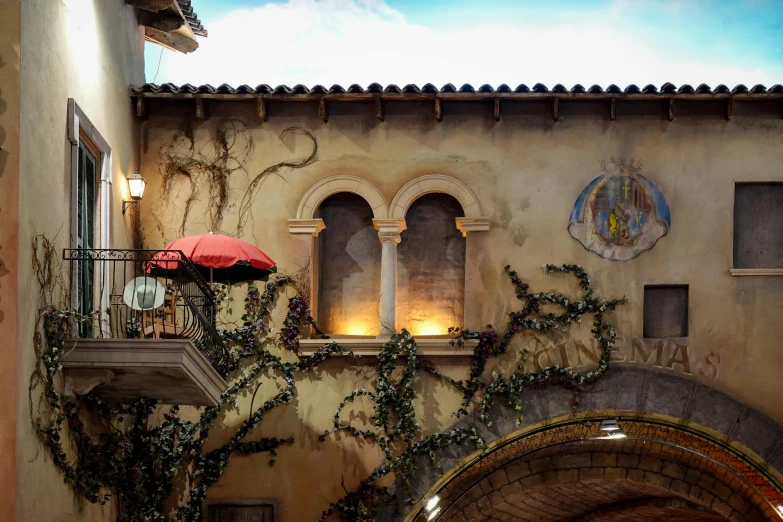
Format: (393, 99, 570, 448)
(381, 367, 783, 522)
(440, 439, 767, 521)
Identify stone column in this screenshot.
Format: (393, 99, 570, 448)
(288, 218, 325, 338)
(456, 217, 490, 331)
(373, 219, 406, 337)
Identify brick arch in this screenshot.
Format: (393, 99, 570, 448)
(443, 439, 767, 522)
(384, 367, 783, 522)
(389, 174, 483, 220)
(294, 175, 388, 220)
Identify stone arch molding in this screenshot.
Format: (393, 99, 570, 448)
(289, 175, 389, 235)
(389, 174, 489, 236)
(289, 174, 490, 236)
(376, 367, 783, 522)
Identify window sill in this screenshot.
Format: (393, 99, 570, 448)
(298, 337, 478, 357)
(730, 268, 783, 276)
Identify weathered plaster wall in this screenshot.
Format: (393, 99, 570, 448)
(15, 1, 143, 520)
(139, 99, 783, 521)
(0, 1, 21, 519)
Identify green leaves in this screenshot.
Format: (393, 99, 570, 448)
(35, 264, 623, 522)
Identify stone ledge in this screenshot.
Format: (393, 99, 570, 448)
(298, 337, 478, 357)
(61, 338, 227, 406)
(729, 268, 783, 276)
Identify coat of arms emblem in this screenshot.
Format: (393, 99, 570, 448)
(568, 159, 671, 261)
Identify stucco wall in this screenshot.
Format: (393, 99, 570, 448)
(0, 1, 21, 519)
(138, 99, 783, 521)
(15, 1, 144, 520)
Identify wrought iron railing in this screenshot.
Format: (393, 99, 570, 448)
(63, 248, 230, 376)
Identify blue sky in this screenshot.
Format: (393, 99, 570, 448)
(146, 0, 783, 87)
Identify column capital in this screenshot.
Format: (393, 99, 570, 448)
(288, 218, 326, 237)
(455, 217, 490, 237)
(373, 219, 406, 244)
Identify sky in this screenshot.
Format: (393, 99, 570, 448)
(145, 0, 783, 88)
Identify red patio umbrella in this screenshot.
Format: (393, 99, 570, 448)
(148, 233, 277, 283)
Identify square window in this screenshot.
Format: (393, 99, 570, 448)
(733, 183, 783, 269)
(643, 285, 688, 338)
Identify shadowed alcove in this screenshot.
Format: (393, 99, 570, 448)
(316, 192, 381, 336)
(397, 193, 466, 336)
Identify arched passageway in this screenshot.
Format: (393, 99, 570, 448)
(389, 368, 783, 522)
(440, 432, 772, 521)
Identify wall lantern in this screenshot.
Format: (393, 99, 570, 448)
(424, 495, 441, 521)
(595, 419, 627, 440)
(123, 171, 146, 215)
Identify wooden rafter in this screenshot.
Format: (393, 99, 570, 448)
(319, 98, 328, 123)
(257, 96, 267, 122)
(195, 97, 206, 120)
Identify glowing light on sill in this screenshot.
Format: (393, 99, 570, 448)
(413, 321, 445, 336)
(777, 504, 783, 517)
(426, 507, 441, 521)
(345, 322, 373, 336)
(425, 495, 440, 512)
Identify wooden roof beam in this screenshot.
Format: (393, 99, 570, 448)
(195, 97, 206, 119)
(257, 96, 267, 122)
(319, 97, 328, 123)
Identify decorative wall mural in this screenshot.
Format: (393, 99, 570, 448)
(568, 159, 671, 261)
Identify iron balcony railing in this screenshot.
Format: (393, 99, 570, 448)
(63, 248, 230, 376)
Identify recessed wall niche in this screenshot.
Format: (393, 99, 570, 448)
(643, 285, 688, 338)
(397, 193, 466, 335)
(316, 192, 381, 336)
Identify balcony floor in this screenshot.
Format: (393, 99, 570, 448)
(60, 338, 227, 406)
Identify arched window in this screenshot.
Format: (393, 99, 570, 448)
(397, 194, 466, 335)
(315, 193, 381, 336)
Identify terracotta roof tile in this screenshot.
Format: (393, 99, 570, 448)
(130, 83, 783, 99)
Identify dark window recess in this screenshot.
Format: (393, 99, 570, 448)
(76, 142, 97, 336)
(316, 192, 381, 335)
(734, 183, 783, 269)
(207, 503, 276, 522)
(643, 285, 688, 338)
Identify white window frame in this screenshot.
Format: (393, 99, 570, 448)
(67, 99, 112, 326)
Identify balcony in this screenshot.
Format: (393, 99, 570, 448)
(60, 248, 229, 406)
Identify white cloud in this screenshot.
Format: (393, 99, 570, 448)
(153, 0, 776, 88)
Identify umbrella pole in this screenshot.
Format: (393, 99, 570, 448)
(210, 267, 213, 283)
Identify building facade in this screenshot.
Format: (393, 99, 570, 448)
(1, 1, 783, 521)
(130, 84, 783, 521)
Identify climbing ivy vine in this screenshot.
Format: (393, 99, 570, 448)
(31, 235, 624, 522)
